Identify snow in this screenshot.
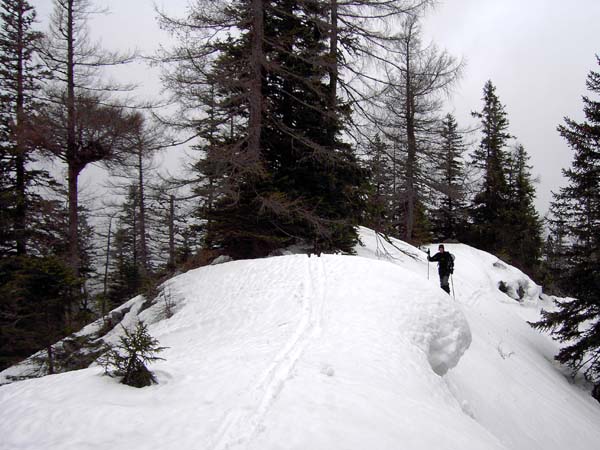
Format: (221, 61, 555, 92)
(1, 227, 600, 449)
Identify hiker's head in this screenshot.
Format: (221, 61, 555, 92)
(438, 244, 445, 253)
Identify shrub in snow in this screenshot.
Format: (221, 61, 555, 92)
(99, 322, 166, 388)
(159, 288, 176, 319)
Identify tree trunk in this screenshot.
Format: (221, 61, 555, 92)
(168, 195, 175, 270)
(66, 0, 79, 275)
(15, 0, 26, 255)
(404, 45, 416, 243)
(132, 193, 138, 268)
(102, 215, 113, 317)
(67, 163, 80, 272)
(248, 0, 264, 166)
(137, 145, 149, 274)
(328, 0, 338, 139)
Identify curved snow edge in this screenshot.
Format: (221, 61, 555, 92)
(426, 312, 472, 376)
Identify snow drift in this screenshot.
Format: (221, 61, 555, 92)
(1, 227, 600, 450)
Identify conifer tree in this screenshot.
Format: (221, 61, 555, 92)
(99, 322, 166, 388)
(504, 143, 543, 273)
(0, 0, 48, 256)
(469, 80, 512, 254)
(362, 134, 396, 234)
(39, 0, 136, 276)
(429, 113, 468, 241)
(380, 15, 461, 243)
(160, 1, 367, 258)
(107, 113, 172, 276)
(106, 185, 145, 308)
(541, 200, 570, 294)
(532, 57, 600, 402)
(0, 254, 78, 372)
(326, 0, 434, 133)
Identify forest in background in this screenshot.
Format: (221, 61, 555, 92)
(0, 0, 598, 400)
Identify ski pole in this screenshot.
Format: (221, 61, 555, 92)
(451, 274, 456, 300)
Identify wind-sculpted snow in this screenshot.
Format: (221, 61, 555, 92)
(357, 228, 600, 449)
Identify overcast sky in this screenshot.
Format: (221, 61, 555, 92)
(31, 0, 600, 215)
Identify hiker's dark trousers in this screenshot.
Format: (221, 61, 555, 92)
(440, 274, 450, 294)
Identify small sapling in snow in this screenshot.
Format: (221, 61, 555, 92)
(99, 322, 167, 388)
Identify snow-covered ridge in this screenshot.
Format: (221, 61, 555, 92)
(1, 228, 600, 450)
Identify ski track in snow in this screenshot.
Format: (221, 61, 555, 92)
(211, 257, 326, 450)
(4, 229, 600, 450)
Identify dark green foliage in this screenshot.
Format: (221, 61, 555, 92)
(531, 56, 600, 401)
(171, 1, 367, 259)
(0, 255, 78, 372)
(106, 185, 149, 308)
(0, 0, 49, 256)
(469, 80, 512, 254)
(430, 114, 469, 241)
(258, 0, 368, 254)
(363, 135, 397, 234)
(503, 144, 543, 274)
(540, 201, 571, 295)
(99, 322, 166, 388)
(467, 82, 543, 275)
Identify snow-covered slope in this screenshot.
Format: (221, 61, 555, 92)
(1, 228, 599, 450)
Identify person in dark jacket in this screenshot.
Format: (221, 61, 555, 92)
(427, 244, 454, 294)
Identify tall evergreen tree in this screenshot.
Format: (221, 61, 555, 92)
(0, 0, 48, 256)
(504, 143, 543, 274)
(429, 113, 468, 241)
(362, 134, 396, 234)
(106, 185, 145, 308)
(532, 56, 600, 402)
(107, 113, 172, 276)
(160, 0, 367, 259)
(469, 80, 512, 254)
(541, 199, 570, 294)
(260, 0, 368, 255)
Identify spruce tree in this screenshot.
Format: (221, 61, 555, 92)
(430, 113, 468, 241)
(504, 143, 543, 274)
(260, 0, 367, 255)
(541, 200, 570, 294)
(99, 322, 166, 388)
(532, 56, 600, 402)
(106, 185, 146, 308)
(160, 1, 367, 258)
(363, 134, 396, 234)
(469, 80, 512, 254)
(107, 113, 172, 277)
(0, 0, 48, 256)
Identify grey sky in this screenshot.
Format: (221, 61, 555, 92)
(32, 0, 600, 215)
(423, 0, 600, 214)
